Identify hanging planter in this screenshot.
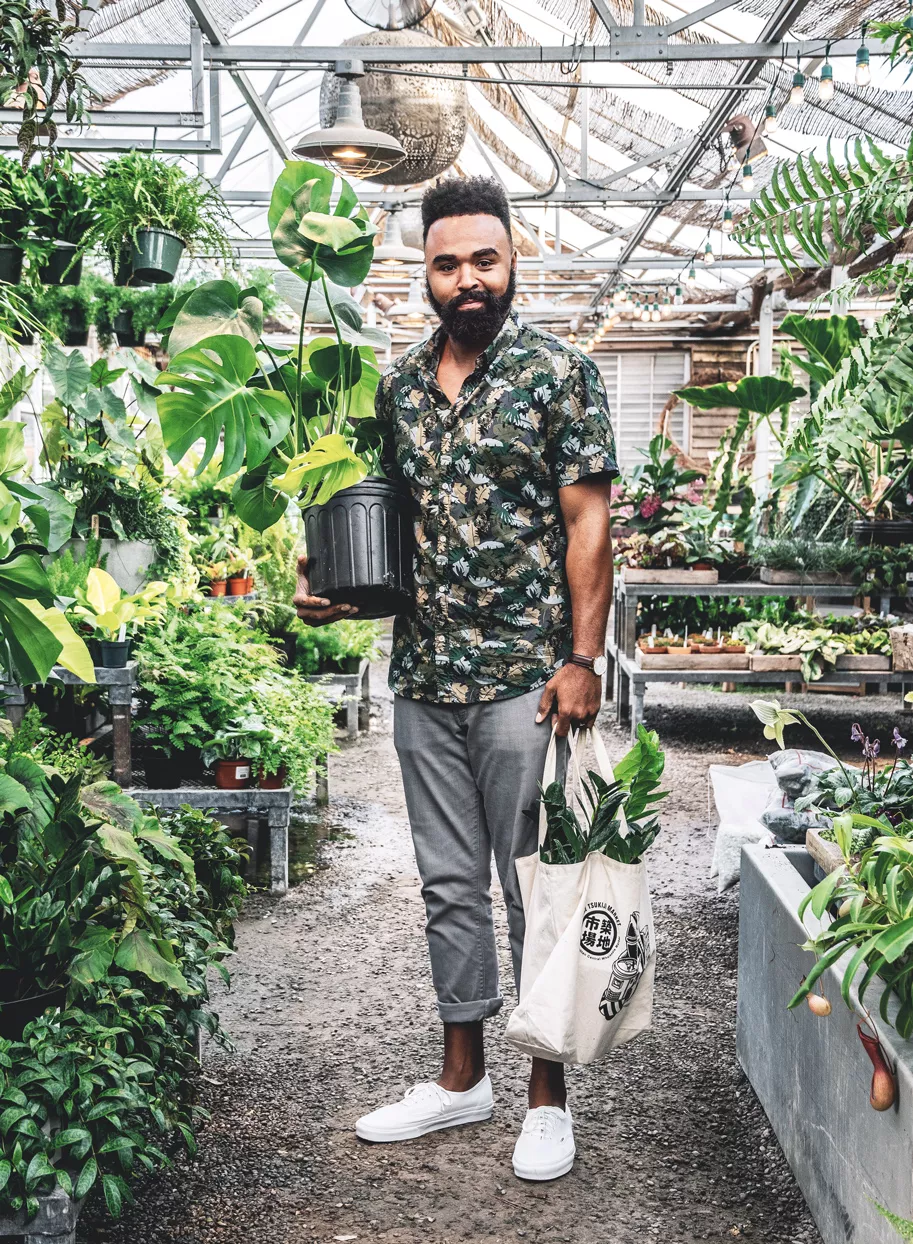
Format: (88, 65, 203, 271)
(114, 228, 186, 285)
(302, 478, 415, 621)
(113, 309, 146, 348)
(61, 308, 89, 347)
(853, 519, 913, 548)
(0, 245, 23, 285)
(37, 243, 83, 286)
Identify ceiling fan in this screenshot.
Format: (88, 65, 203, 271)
(343, 0, 436, 30)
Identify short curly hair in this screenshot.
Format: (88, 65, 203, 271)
(421, 176, 512, 243)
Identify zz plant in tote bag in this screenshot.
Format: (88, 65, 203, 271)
(506, 724, 666, 1065)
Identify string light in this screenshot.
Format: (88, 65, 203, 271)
(640, 302, 651, 322)
(673, 285, 683, 306)
(856, 24, 870, 86)
(764, 100, 778, 134)
(702, 240, 714, 265)
(819, 61, 834, 102)
(741, 162, 754, 192)
(686, 266, 697, 287)
(617, 284, 628, 303)
(651, 302, 661, 322)
(790, 57, 806, 108)
(722, 207, 734, 235)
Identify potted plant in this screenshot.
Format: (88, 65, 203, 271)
(753, 535, 861, 585)
(30, 154, 96, 284)
(205, 560, 228, 596)
(610, 435, 705, 535)
(73, 567, 168, 666)
(202, 714, 280, 789)
(0, 156, 36, 285)
(93, 278, 191, 347)
(87, 152, 235, 285)
(155, 160, 414, 619)
(294, 618, 383, 675)
(225, 553, 249, 596)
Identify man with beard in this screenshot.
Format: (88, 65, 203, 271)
(294, 177, 617, 1181)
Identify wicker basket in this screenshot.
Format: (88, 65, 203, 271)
(890, 627, 913, 672)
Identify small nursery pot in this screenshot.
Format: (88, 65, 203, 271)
(98, 639, 132, 668)
(129, 228, 185, 284)
(113, 309, 146, 348)
(258, 765, 288, 790)
(37, 244, 83, 286)
(698, 645, 723, 655)
(0, 245, 23, 285)
(214, 758, 252, 790)
(227, 575, 248, 596)
(666, 646, 691, 656)
(243, 576, 255, 594)
(640, 646, 668, 656)
(208, 579, 227, 597)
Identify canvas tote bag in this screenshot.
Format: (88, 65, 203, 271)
(505, 726, 656, 1064)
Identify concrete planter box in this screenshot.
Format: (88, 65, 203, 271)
(620, 566, 719, 584)
(750, 652, 803, 671)
(759, 567, 853, 585)
(0, 1186, 80, 1242)
(738, 844, 913, 1244)
(635, 649, 749, 670)
(834, 654, 891, 671)
(67, 538, 156, 593)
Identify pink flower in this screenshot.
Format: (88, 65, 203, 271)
(684, 487, 703, 504)
(639, 495, 662, 519)
(610, 483, 625, 501)
(618, 505, 634, 519)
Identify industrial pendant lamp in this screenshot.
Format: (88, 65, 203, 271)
(722, 207, 734, 234)
(293, 60, 406, 179)
(387, 274, 431, 324)
(702, 240, 714, 265)
(373, 209, 423, 267)
(819, 44, 835, 103)
(686, 265, 697, 287)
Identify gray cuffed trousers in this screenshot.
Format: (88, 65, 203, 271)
(393, 688, 564, 1024)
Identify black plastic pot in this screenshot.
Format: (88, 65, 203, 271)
(61, 308, 89, 347)
(302, 477, 414, 620)
(114, 309, 146, 347)
(142, 746, 202, 789)
(853, 519, 913, 548)
(0, 244, 23, 284)
(0, 988, 67, 1040)
(111, 229, 184, 284)
(98, 639, 132, 667)
(38, 244, 83, 286)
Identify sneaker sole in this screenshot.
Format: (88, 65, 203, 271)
(355, 1104, 493, 1143)
(513, 1147, 576, 1182)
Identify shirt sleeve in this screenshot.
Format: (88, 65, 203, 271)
(548, 353, 618, 488)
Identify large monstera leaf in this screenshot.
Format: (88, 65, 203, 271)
(675, 375, 806, 417)
(268, 160, 378, 286)
(231, 462, 290, 533)
(157, 336, 293, 479)
(167, 280, 264, 358)
(272, 270, 390, 350)
(271, 434, 367, 506)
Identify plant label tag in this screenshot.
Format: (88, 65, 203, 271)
(235, 765, 251, 780)
(906, 572, 913, 583)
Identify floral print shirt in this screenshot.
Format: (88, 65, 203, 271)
(378, 312, 617, 704)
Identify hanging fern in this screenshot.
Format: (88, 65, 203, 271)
(735, 137, 913, 273)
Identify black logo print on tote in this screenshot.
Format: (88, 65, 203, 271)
(579, 903, 619, 959)
(599, 911, 650, 1021)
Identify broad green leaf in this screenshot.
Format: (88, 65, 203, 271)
(0, 420, 27, 477)
(780, 313, 862, 376)
(268, 160, 378, 285)
(69, 925, 117, 985)
(874, 917, 913, 963)
(271, 433, 367, 506)
(95, 823, 148, 870)
(0, 551, 50, 601)
(5, 479, 75, 551)
(137, 825, 196, 883)
(809, 866, 845, 920)
(272, 270, 391, 349)
(0, 368, 34, 422)
(0, 874, 13, 903)
(296, 211, 363, 251)
(44, 345, 91, 406)
(16, 599, 94, 683)
(231, 463, 290, 533)
(80, 781, 144, 831)
(158, 336, 293, 479)
(675, 375, 806, 417)
(0, 593, 62, 683)
(0, 775, 29, 819)
(114, 929, 195, 993)
(167, 280, 264, 358)
(74, 1157, 97, 1200)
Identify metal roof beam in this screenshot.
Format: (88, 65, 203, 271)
(71, 38, 868, 65)
(662, 0, 742, 36)
(221, 187, 758, 204)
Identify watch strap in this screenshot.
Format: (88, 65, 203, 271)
(568, 652, 597, 670)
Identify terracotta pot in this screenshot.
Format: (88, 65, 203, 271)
(723, 644, 746, 654)
(244, 575, 254, 594)
(208, 580, 227, 597)
(213, 758, 252, 789)
(698, 646, 723, 655)
(258, 765, 288, 790)
(667, 646, 691, 656)
(640, 646, 668, 656)
(226, 576, 247, 596)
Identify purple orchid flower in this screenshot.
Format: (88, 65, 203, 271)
(894, 727, 908, 753)
(851, 723, 864, 743)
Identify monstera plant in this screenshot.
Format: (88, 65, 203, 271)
(155, 160, 389, 534)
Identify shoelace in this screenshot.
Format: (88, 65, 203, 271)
(523, 1108, 566, 1141)
(404, 1082, 451, 1112)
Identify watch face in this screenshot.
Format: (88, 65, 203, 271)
(593, 655, 608, 677)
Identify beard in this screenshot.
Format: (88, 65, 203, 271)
(426, 267, 516, 347)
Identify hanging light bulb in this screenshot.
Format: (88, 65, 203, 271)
(855, 30, 870, 87)
(661, 296, 671, 318)
(790, 63, 806, 108)
(686, 266, 697, 287)
(819, 58, 834, 103)
(741, 162, 754, 192)
(641, 303, 651, 322)
(702, 240, 714, 265)
(674, 285, 683, 306)
(610, 314, 621, 329)
(651, 302, 661, 322)
(633, 299, 642, 317)
(764, 101, 778, 134)
(722, 207, 734, 235)
(568, 331, 577, 344)
(617, 284, 628, 303)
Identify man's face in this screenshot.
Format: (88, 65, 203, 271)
(424, 213, 516, 346)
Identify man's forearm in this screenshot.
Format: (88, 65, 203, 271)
(564, 503, 613, 659)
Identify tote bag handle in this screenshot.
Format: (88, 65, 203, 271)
(538, 726, 629, 847)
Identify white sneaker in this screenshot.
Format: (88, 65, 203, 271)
(355, 1074, 494, 1142)
(512, 1105, 575, 1181)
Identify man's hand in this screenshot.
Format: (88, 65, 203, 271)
(535, 663, 601, 736)
(293, 554, 359, 626)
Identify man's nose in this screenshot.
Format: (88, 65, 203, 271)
(457, 265, 481, 289)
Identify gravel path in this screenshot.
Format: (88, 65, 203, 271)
(83, 669, 908, 1244)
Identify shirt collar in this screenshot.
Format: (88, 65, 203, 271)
(415, 310, 522, 391)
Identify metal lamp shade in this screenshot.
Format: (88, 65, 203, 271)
(293, 76, 405, 179)
(343, 0, 436, 29)
(373, 210, 424, 267)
